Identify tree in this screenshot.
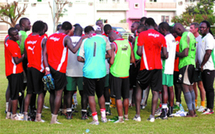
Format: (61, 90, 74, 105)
(0, 1, 27, 27)
(48, 0, 69, 32)
(172, 0, 215, 27)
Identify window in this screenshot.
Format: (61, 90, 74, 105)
(161, 15, 169, 23)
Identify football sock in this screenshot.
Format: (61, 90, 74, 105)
(190, 90, 195, 110)
(100, 108, 106, 119)
(124, 114, 128, 120)
(195, 99, 198, 107)
(201, 101, 205, 107)
(36, 113, 41, 121)
(6, 102, 9, 112)
(92, 112, 98, 122)
(50, 114, 58, 124)
(118, 116, 123, 122)
(129, 90, 133, 105)
(184, 92, 193, 111)
(162, 104, 168, 109)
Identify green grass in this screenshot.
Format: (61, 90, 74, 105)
(0, 44, 215, 134)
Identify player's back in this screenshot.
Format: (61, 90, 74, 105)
(46, 33, 68, 73)
(82, 35, 107, 79)
(25, 34, 44, 72)
(138, 29, 166, 70)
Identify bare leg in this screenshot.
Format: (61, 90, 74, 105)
(24, 94, 32, 112)
(116, 99, 123, 116)
(151, 91, 159, 116)
(198, 81, 205, 105)
(135, 83, 142, 116)
(53, 88, 64, 114)
(123, 98, 129, 115)
(37, 93, 44, 114)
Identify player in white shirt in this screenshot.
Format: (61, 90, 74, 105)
(189, 22, 206, 112)
(199, 21, 215, 115)
(66, 25, 88, 119)
(157, 22, 176, 119)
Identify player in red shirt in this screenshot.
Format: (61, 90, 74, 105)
(5, 27, 24, 120)
(133, 18, 167, 122)
(44, 21, 89, 124)
(23, 21, 47, 122)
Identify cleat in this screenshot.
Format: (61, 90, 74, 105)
(6, 112, 11, 119)
(35, 119, 45, 122)
(133, 116, 141, 122)
(156, 109, 168, 120)
(147, 117, 155, 122)
(197, 106, 205, 112)
(155, 107, 162, 116)
(89, 120, 99, 125)
(114, 119, 124, 123)
(66, 112, 72, 119)
(202, 108, 214, 115)
(101, 118, 107, 123)
(81, 112, 89, 120)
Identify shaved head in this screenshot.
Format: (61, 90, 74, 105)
(108, 31, 118, 42)
(173, 23, 186, 36)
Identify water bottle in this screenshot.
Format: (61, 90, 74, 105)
(179, 104, 184, 112)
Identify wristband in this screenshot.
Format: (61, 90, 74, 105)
(45, 67, 50, 72)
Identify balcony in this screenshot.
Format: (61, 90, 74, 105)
(145, 2, 176, 11)
(96, 1, 129, 11)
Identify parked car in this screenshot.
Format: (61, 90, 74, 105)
(112, 26, 131, 39)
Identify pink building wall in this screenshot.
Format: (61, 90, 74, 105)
(126, 0, 147, 29)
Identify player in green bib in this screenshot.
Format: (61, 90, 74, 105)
(174, 23, 196, 117)
(108, 31, 135, 123)
(18, 17, 31, 114)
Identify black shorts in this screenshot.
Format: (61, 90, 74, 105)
(192, 69, 202, 82)
(27, 67, 44, 94)
(110, 73, 129, 100)
(83, 77, 105, 98)
(136, 69, 162, 92)
(174, 71, 180, 84)
(7, 73, 24, 100)
(129, 61, 140, 88)
(50, 66, 67, 91)
(178, 65, 194, 85)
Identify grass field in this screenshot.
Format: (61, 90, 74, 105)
(0, 44, 215, 134)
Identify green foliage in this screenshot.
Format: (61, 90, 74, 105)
(172, 0, 215, 27)
(0, 1, 27, 27)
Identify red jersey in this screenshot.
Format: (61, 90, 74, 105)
(42, 33, 48, 39)
(46, 33, 68, 73)
(174, 36, 181, 72)
(5, 39, 23, 76)
(137, 29, 167, 70)
(25, 34, 44, 72)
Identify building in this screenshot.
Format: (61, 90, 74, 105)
(0, 0, 206, 40)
